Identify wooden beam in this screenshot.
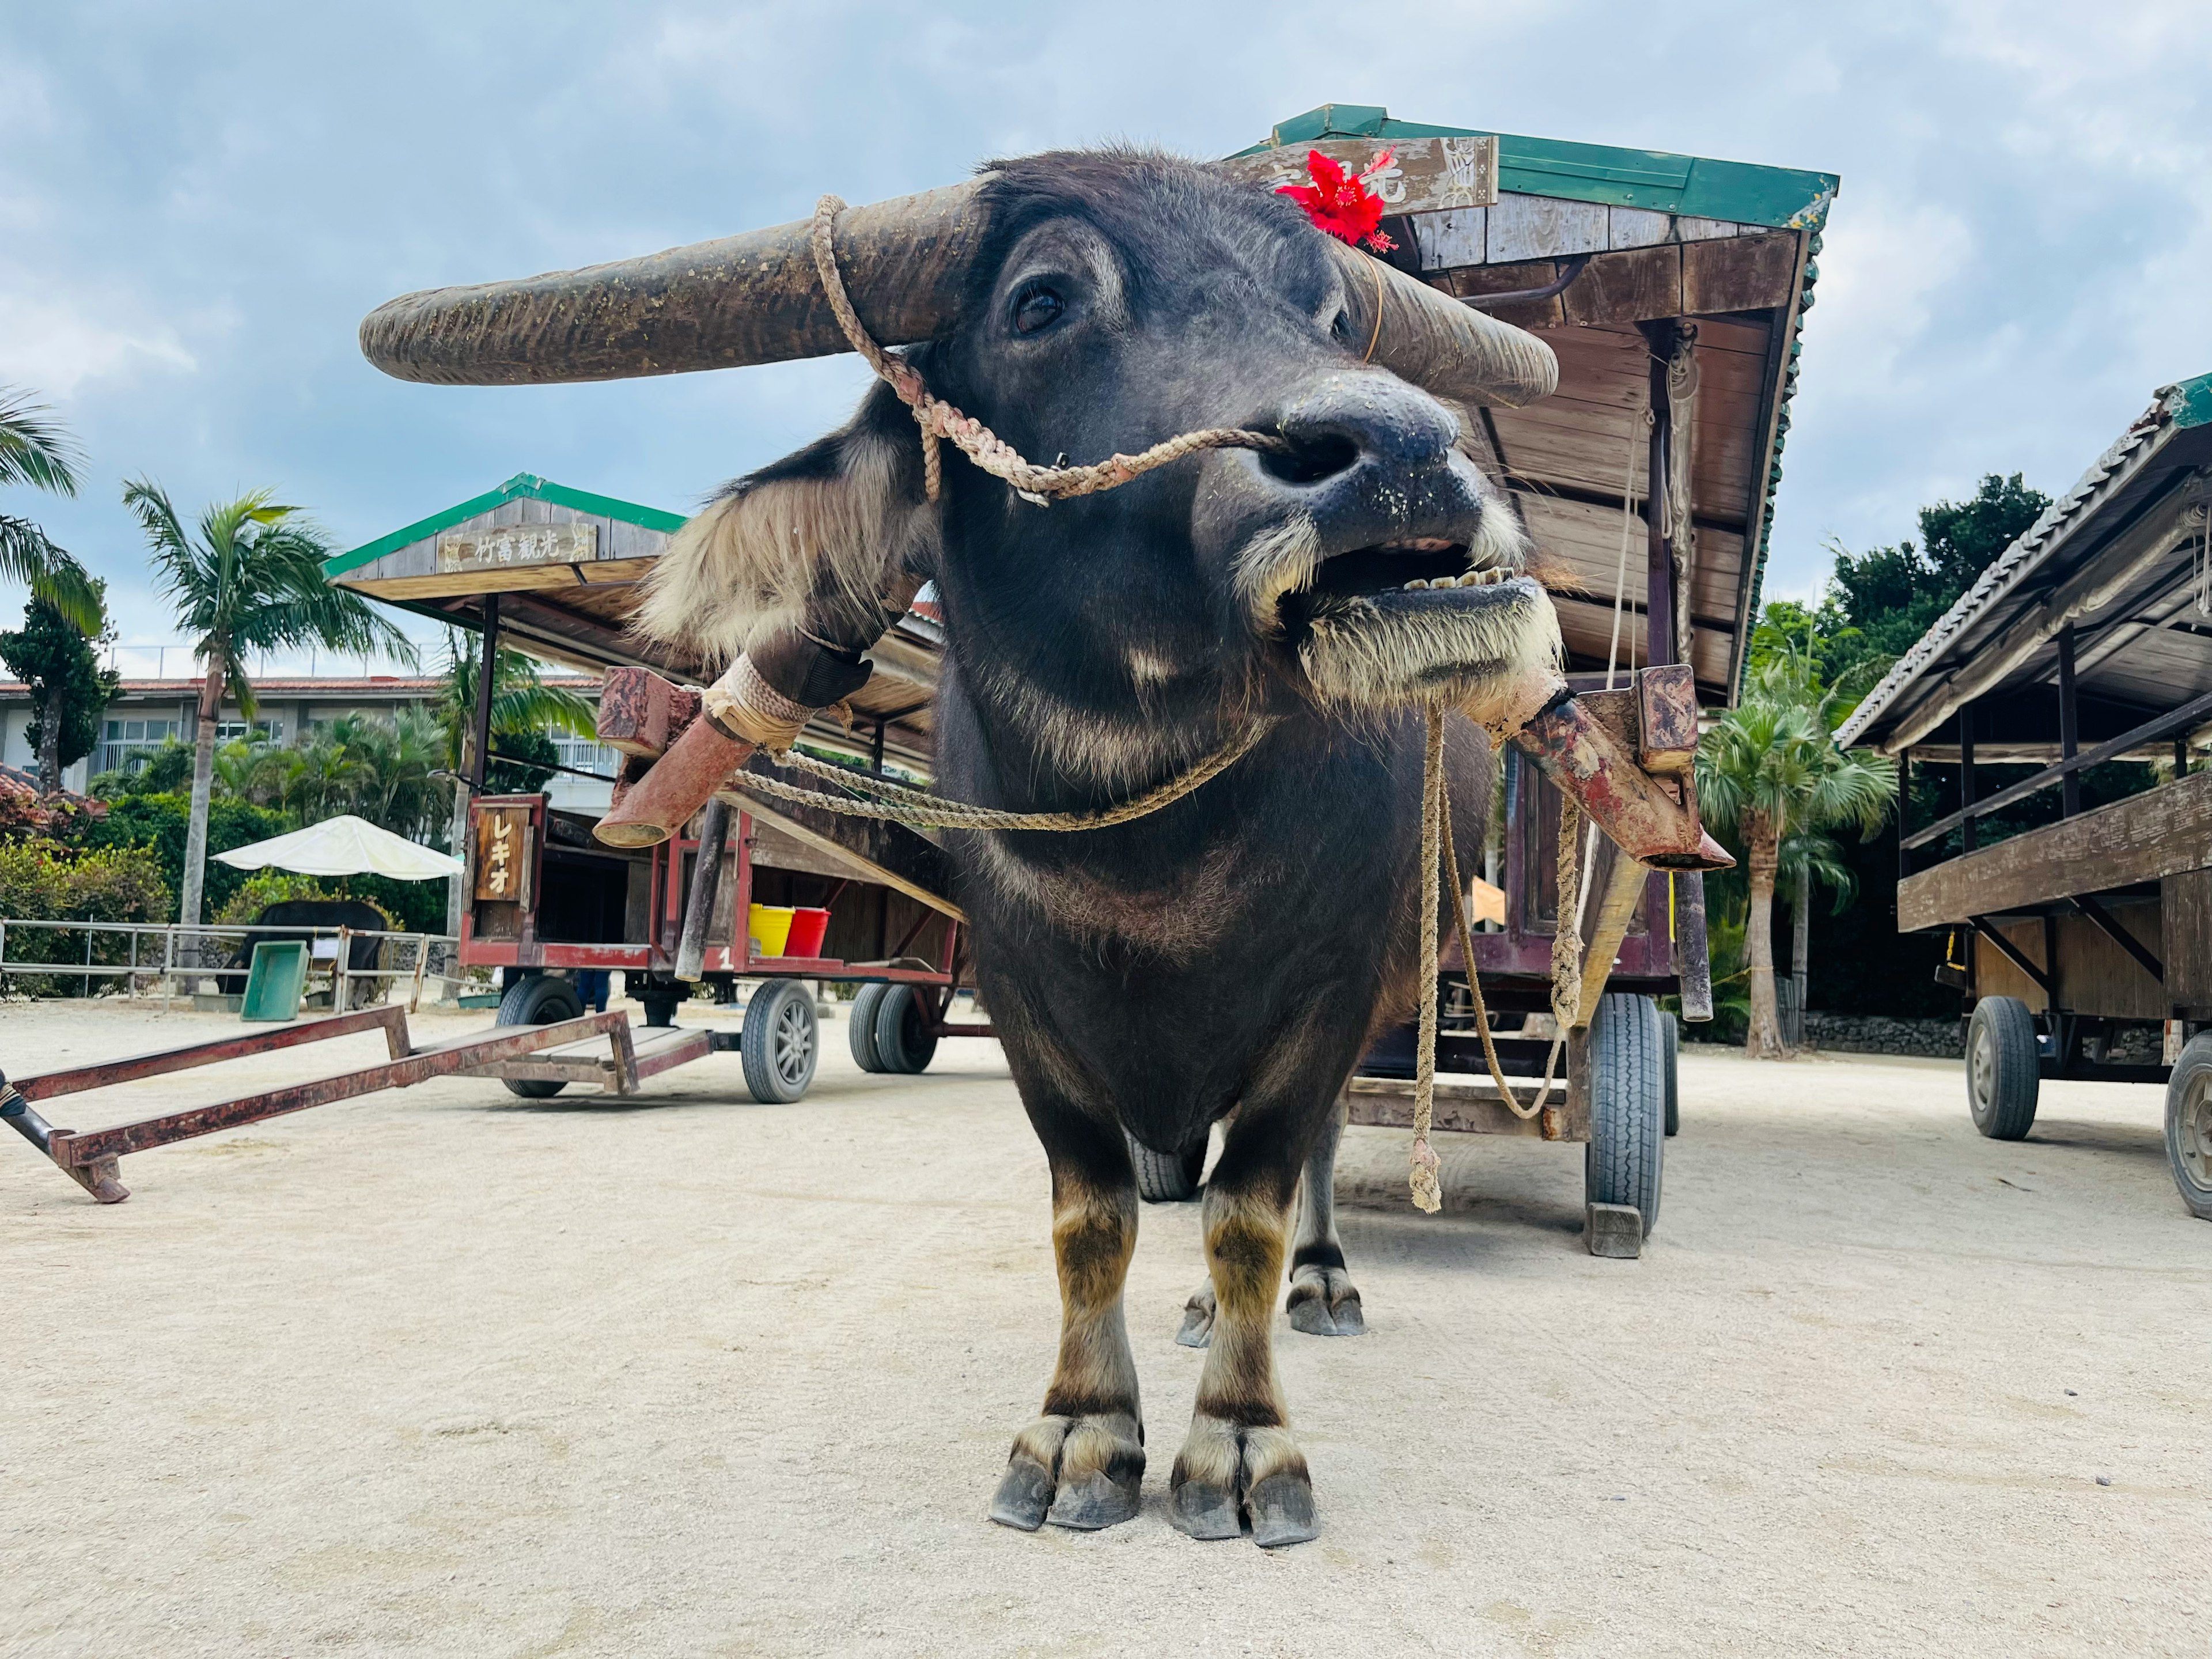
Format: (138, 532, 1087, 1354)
(2070, 893, 2162, 984)
(1971, 915, 2054, 997)
(1899, 766, 2212, 930)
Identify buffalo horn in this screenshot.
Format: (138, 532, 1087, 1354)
(1327, 239, 1558, 410)
(360, 172, 1556, 410)
(359, 181, 991, 387)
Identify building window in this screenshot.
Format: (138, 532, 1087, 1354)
(96, 719, 181, 776)
(213, 719, 283, 744)
(550, 737, 617, 778)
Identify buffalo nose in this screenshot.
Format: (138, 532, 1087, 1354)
(1259, 373, 1460, 490)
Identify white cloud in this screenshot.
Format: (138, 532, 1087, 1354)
(0, 284, 196, 398)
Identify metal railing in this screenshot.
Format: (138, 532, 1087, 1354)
(0, 919, 476, 1013)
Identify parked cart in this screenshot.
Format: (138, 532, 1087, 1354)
(1838, 370, 2212, 1220)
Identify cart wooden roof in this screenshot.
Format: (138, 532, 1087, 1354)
(1839, 371, 2212, 762)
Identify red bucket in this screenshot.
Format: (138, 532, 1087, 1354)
(783, 907, 831, 959)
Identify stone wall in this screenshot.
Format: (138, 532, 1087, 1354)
(1800, 1013, 1962, 1059)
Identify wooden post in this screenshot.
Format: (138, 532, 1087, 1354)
(870, 718, 887, 777)
(1642, 320, 1678, 671)
(1959, 706, 1978, 853)
(2057, 622, 2081, 818)
(1897, 751, 1913, 881)
(470, 594, 500, 794)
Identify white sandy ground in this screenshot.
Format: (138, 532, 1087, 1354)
(2, 997, 2209, 1659)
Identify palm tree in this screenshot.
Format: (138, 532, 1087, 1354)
(123, 482, 415, 928)
(430, 631, 597, 934)
(0, 389, 102, 634)
(1697, 655, 1897, 1059)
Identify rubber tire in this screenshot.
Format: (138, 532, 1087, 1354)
(1967, 996, 2040, 1141)
(872, 983, 940, 1075)
(740, 978, 819, 1104)
(2163, 1033, 2212, 1221)
(1129, 1131, 1206, 1203)
(1662, 1010, 1680, 1138)
(848, 983, 889, 1073)
(494, 974, 584, 1099)
(1585, 992, 1665, 1235)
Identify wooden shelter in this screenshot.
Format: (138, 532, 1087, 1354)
(1837, 371, 2212, 1213)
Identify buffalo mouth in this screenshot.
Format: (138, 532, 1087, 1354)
(1275, 537, 1522, 641)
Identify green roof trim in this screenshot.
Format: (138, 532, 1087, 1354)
(1237, 105, 1838, 230)
(2165, 370, 2212, 430)
(324, 473, 688, 579)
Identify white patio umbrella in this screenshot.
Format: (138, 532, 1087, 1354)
(214, 815, 463, 880)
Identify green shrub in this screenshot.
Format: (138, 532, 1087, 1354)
(0, 840, 173, 996)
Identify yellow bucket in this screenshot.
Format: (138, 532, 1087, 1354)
(748, 904, 796, 957)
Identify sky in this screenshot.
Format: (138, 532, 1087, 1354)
(3, 0, 2210, 676)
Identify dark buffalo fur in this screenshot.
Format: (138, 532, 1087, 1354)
(658, 150, 1546, 1544)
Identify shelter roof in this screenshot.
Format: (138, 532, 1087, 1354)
(1239, 105, 1838, 230)
(1838, 371, 2212, 756)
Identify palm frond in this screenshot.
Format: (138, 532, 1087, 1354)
(0, 513, 102, 632)
(0, 389, 82, 497)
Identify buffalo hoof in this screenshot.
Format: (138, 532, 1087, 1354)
(1286, 1266, 1365, 1337)
(988, 1411, 1145, 1535)
(1175, 1285, 1215, 1349)
(1169, 1417, 1318, 1547)
(987, 1456, 1054, 1532)
(1168, 1479, 1242, 1540)
(1247, 1474, 1320, 1548)
(1047, 1469, 1141, 1531)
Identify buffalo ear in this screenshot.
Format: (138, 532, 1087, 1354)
(632, 378, 936, 666)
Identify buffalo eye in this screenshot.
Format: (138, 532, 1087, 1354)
(1012, 282, 1065, 335)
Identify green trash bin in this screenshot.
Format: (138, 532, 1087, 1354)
(240, 940, 310, 1022)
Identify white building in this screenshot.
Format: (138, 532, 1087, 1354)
(0, 672, 616, 815)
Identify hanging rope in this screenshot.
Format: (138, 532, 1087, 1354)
(724, 719, 1276, 833)
(810, 196, 1293, 503)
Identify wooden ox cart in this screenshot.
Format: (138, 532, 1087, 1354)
(1235, 107, 1834, 1246)
(322, 474, 983, 1105)
(1838, 370, 2212, 1220)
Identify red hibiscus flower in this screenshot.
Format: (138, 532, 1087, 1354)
(1277, 147, 1397, 253)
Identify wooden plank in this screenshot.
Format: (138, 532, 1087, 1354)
(1342, 1077, 1554, 1139)
(1608, 206, 1674, 249)
(1221, 136, 1500, 214)
(1562, 244, 1681, 327)
(1411, 207, 1484, 268)
(1683, 232, 1800, 315)
(1487, 192, 1611, 262)
(338, 557, 661, 601)
(1676, 216, 1738, 242)
(1899, 768, 2212, 930)
(2163, 869, 2212, 1012)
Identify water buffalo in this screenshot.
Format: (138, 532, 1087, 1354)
(363, 149, 1575, 1547)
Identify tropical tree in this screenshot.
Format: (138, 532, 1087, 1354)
(0, 389, 102, 635)
(429, 631, 596, 934)
(1697, 651, 1898, 1058)
(123, 482, 414, 927)
(0, 584, 120, 792)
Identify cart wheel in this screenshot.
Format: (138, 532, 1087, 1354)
(872, 983, 940, 1075)
(494, 974, 582, 1099)
(2164, 1034, 2212, 1221)
(848, 983, 890, 1073)
(740, 978, 819, 1104)
(1967, 996, 2039, 1141)
(1585, 993, 1665, 1236)
(1128, 1131, 1206, 1203)
(1662, 1010, 1680, 1138)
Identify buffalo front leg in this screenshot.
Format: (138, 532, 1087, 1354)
(988, 1118, 1146, 1533)
(1175, 1104, 1362, 1345)
(1285, 1101, 1363, 1336)
(1171, 1162, 1319, 1548)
